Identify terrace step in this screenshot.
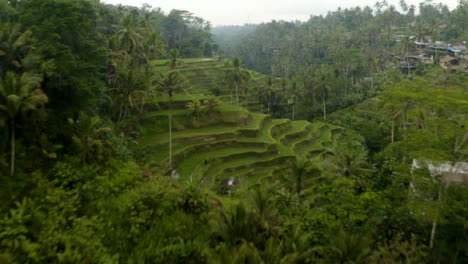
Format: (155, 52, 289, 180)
(177, 146, 271, 180)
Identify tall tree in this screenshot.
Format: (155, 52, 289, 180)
(282, 157, 322, 204)
(168, 49, 180, 69)
(0, 24, 35, 76)
(314, 66, 332, 120)
(327, 143, 373, 189)
(156, 72, 184, 169)
(68, 112, 111, 164)
(225, 57, 250, 106)
(0, 71, 46, 176)
(17, 0, 107, 115)
(288, 79, 299, 120)
(116, 13, 143, 56)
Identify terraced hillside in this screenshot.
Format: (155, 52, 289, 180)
(152, 58, 284, 112)
(137, 92, 344, 192)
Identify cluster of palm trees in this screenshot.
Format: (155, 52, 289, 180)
(222, 57, 339, 121)
(0, 11, 191, 174)
(283, 140, 373, 202)
(224, 57, 250, 106)
(0, 24, 48, 176)
(207, 145, 374, 261)
(186, 96, 221, 121)
(107, 12, 166, 122)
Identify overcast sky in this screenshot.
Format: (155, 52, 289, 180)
(102, 0, 460, 26)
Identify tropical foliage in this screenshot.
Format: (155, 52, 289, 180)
(0, 0, 467, 263)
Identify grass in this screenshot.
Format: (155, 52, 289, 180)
(150, 58, 284, 110)
(178, 146, 267, 180)
(140, 125, 240, 146)
(155, 93, 207, 103)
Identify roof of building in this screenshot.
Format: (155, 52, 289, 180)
(412, 159, 468, 185)
(412, 159, 468, 175)
(440, 56, 457, 64)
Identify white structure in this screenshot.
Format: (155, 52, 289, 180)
(412, 159, 468, 185)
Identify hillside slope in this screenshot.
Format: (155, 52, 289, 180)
(151, 58, 286, 112)
(137, 59, 345, 192)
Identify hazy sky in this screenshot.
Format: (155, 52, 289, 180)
(102, 0, 459, 26)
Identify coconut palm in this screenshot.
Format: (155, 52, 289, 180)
(282, 157, 323, 204)
(116, 14, 143, 55)
(328, 228, 373, 264)
(141, 32, 165, 65)
(248, 184, 278, 226)
(264, 77, 273, 115)
(314, 65, 332, 120)
(327, 144, 373, 189)
(225, 57, 250, 106)
(203, 95, 221, 112)
(364, 47, 378, 93)
(212, 202, 257, 246)
(37, 134, 63, 160)
(155, 72, 185, 169)
(288, 79, 301, 120)
(281, 225, 319, 262)
(68, 112, 111, 164)
(381, 94, 406, 144)
(186, 99, 205, 121)
(254, 80, 272, 115)
(168, 49, 180, 69)
(112, 65, 152, 121)
(0, 23, 34, 75)
(0, 71, 46, 176)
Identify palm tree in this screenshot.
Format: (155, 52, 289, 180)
(281, 225, 318, 262)
(116, 14, 143, 56)
(203, 95, 221, 112)
(168, 49, 180, 69)
(225, 57, 250, 106)
(314, 66, 332, 120)
(0, 24, 34, 76)
(247, 184, 278, 226)
(288, 79, 300, 120)
(365, 48, 378, 93)
(0, 71, 46, 176)
(328, 144, 373, 189)
(381, 98, 404, 144)
(328, 228, 373, 264)
(155, 72, 184, 169)
(112, 65, 152, 121)
(212, 202, 257, 246)
(413, 18, 427, 42)
(141, 32, 165, 65)
(186, 99, 205, 121)
(265, 78, 273, 115)
(282, 157, 323, 204)
(399, 35, 413, 75)
(68, 112, 111, 164)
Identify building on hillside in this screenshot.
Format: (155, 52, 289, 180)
(450, 42, 467, 52)
(440, 55, 463, 72)
(415, 41, 430, 49)
(399, 61, 417, 74)
(428, 41, 449, 53)
(395, 34, 415, 43)
(397, 54, 433, 74)
(412, 159, 468, 186)
(448, 47, 465, 57)
(407, 55, 433, 64)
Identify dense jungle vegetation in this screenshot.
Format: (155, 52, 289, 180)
(0, 0, 467, 263)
